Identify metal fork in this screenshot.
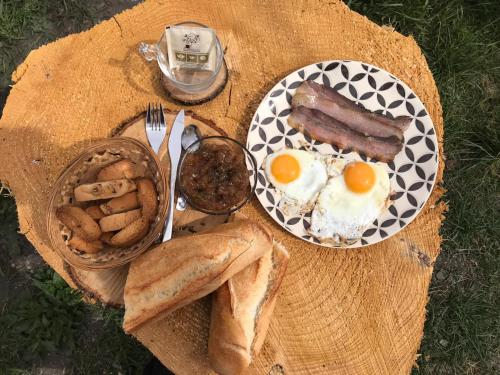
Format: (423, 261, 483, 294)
(145, 103, 167, 154)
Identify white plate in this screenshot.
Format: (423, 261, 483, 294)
(246, 60, 439, 248)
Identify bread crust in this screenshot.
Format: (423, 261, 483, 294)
(97, 159, 145, 181)
(85, 205, 106, 220)
(100, 192, 139, 215)
(68, 236, 103, 254)
(208, 241, 289, 375)
(74, 179, 136, 201)
(56, 206, 102, 241)
(100, 231, 115, 246)
(99, 209, 142, 232)
(136, 178, 158, 221)
(110, 217, 150, 247)
(122, 220, 273, 333)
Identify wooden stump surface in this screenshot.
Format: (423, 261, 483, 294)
(0, 1, 446, 374)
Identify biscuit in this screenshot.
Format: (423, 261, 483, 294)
(100, 232, 115, 246)
(97, 159, 145, 182)
(56, 206, 101, 241)
(99, 209, 142, 232)
(68, 236, 103, 254)
(85, 205, 106, 220)
(74, 179, 136, 201)
(110, 217, 150, 247)
(100, 192, 139, 215)
(136, 178, 158, 221)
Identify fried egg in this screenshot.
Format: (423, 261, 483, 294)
(309, 161, 390, 245)
(264, 149, 343, 215)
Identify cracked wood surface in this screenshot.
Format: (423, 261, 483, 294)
(0, 0, 445, 374)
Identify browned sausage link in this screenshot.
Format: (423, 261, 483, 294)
(288, 106, 403, 163)
(294, 81, 411, 134)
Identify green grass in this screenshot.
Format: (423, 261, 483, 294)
(0, 261, 151, 374)
(0, 189, 150, 373)
(1, 0, 499, 374)
(0, 267, 85, 370)
(71, 305, 151, 374)
(347, 1, 500, 373)
(0, 0, 98, 87)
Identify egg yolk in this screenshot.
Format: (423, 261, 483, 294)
(344, 162, 376, 193)
(271, 154, 301, 183)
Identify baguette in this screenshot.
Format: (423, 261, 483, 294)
(55, 206, 101, 241)
(74, 179, 136, 202)
(100, 192, 139, 215)
(99, 209, 142, 232)
(123, 220, 273, 332)
(208, 242, 289, 375)
(97, 159, 145, 181)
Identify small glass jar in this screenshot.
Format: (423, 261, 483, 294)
(177, 136, 258, 215)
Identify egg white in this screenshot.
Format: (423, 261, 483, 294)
(309, 162, 390, 244)
(264, 149, 335, 215)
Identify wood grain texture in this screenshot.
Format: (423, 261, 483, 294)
(0, 0, 445, 374)
(160, 60, 229, 105)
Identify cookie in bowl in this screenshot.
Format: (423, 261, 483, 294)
(46, 137, 168, 270)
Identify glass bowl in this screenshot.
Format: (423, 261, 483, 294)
(46, 137, 168, 271)
(177, 136, 257, 215)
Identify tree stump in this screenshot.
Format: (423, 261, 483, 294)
(0, 1, 445, 374)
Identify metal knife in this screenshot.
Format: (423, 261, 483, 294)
(162, 110, 185, 242)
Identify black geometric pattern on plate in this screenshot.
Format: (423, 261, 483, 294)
(247, 60, 439, 248)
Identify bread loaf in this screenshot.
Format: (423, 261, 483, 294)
(123, 220, 273, 332)
(208, 241, 289, 375)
